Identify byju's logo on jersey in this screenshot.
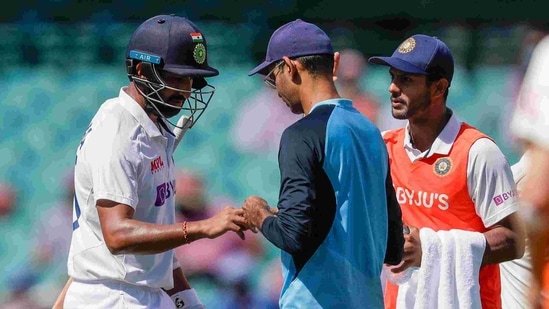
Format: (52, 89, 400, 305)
(151, 156, 164, 173)
(395, 186, 450, 210)
(155, 180, 175, 207)
(493, 189, 517, 206)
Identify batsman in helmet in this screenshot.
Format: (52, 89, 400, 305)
(55, 14, 248, 309)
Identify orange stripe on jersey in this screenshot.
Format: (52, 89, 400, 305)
(383, 123, 502, 309)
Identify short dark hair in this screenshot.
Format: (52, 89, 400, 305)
(295, 54, 334, 77)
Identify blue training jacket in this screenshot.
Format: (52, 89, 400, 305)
(261, 99, 398, 309)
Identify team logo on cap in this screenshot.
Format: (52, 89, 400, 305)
(398, 38, 416, 54)
(434, 157, 452, 176)
(193, 43, 206, 64)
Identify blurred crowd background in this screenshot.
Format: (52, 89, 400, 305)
(1, 1, 547, 308)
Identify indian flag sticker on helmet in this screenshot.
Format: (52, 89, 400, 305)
(190, 32, 203, 43)
(193, 43, 206, 64)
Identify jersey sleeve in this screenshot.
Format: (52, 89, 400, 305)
(87, 123, 140, 208)
(511, 36, 549, 150)
(384, 168, 404, 265)
(467, 138, 518, 227)
(261, 128, 316, 254)
(511, 152, 529, 192)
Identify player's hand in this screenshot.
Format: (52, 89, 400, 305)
(242, 196, 272, 233)
(204, 206, 247, 240)
(390, 225, 422, 273)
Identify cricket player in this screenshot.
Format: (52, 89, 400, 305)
(511, 32, 549, 309)
(368, 34, 525, 308)
(59, 14, 248, 309)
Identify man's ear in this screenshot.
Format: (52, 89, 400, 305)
(433, 78, 449, 96)
(333, 51, 340, 82)
(283, 56, 300, 81)
(135, 62, 143, 77)
(282, 56, 294, 73)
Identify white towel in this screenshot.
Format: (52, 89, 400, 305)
(452, 229, 485, 308)
(396, 228, 486, 309)
(437, 230, 458, 308)
(413, 227, 441, 309)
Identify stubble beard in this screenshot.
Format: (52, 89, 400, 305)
(279, 92, 303, 115)
(392, 93, 431, 120)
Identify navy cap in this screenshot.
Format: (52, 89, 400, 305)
(368, 34, 454, 84)
(249, 19, 334, 76)
(126, 14, 218, 89)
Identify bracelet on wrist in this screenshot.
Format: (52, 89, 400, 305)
(183, 221, 189, 244)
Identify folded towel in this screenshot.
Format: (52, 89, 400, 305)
(396, 228, 486, 309)
(452, 229, 485, 308)
(437, 230, 457, 308)
(415, 227, 441, 309)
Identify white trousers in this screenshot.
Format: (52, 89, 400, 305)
(64, 279, 175, 309)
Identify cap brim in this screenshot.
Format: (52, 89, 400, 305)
(248, 60, 274, 76)
(163, 65, 219, 90)
(368, 56, 428, 75)
(163, 65, 219, 78)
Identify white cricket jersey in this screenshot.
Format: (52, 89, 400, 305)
(509, 33, 549, 304)
(382, 111, 518, 227)
(67, 87, 178, 289)
(500, 153, 532, 309)
(512, 35, 549, 148)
